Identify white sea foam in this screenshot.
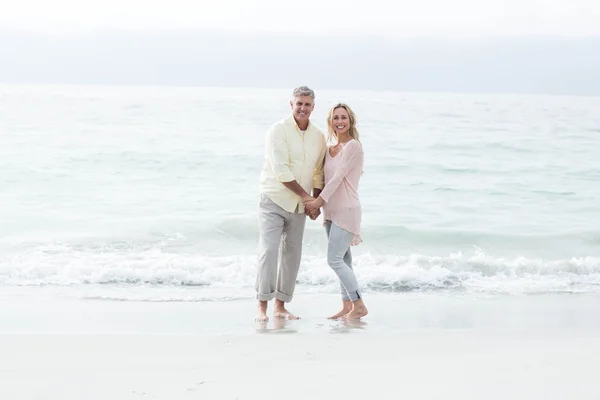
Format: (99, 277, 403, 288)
(1, 244, 599, 300)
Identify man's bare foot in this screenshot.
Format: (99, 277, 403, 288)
(274, 300, 300, 320)
(255, 311, 269, 322)
(274, 308, 300, 320)
(255, 300, 269, 322)
(343, 301, 368, 320)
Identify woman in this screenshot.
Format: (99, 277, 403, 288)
(303, 103, 368, 320)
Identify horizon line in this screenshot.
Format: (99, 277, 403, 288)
(2, 81, 599, 99)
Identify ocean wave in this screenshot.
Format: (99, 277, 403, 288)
(352, 227, 600, 249)
(151, 222, 600, 250)
(1, 244, 600, 296)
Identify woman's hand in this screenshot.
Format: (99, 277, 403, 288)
(303, 196, 324, 212)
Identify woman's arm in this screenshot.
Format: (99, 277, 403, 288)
(304, 140, 362, 210)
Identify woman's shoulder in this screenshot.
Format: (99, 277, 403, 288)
(345, 139, 363, 152)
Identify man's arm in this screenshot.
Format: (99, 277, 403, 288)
(282, 181, 312, 202)
(268, 124, 317, 202)
(267, 125, 312, 200)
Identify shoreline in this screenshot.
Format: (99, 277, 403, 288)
(2, 291, 600, 335)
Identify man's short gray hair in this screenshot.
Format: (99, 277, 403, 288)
(292, 86, 315, 99)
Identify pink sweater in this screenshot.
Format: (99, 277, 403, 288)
(320, 139, 364, 246)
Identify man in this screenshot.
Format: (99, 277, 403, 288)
(255, 86, 327, 322)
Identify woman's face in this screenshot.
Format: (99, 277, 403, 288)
(331, 107, 350, 135)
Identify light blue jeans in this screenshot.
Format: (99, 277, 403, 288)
(324, 221, 361, 301)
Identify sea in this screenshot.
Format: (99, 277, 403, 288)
(1, 83, 599, 302)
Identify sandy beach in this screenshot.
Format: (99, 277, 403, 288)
(2, 330, 599, 400)
(1, 292, 600, 400)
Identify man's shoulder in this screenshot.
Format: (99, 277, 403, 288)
(310, 125, 327, 143)
(268, 116, 293, 133)
(311, 124, 325, 135)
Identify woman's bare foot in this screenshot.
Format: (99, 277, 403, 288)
(328, 309, 351, 319)
(255, 301, 269, 322)
(328, 300, 353, 319)
(274, 300, 300, 320)
(343, 300, 368, 320)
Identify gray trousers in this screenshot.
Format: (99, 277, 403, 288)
(256, 194, 306, 302)
(324, 220, 361, 301)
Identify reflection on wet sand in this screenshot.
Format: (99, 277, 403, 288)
(329, 319, 368, 333)
(255, 317, 368, 334)
(255, 317, 299, 334)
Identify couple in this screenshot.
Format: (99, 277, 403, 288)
(255, 86, 368, 322)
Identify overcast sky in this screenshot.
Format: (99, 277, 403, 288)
(1, 0, 600, 94)
(2, 0, 600, 36)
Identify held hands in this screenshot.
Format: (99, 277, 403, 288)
(303, 195, 324, 220)
(301, 194, 319, 220)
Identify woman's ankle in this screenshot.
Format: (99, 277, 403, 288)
(352, 299, 366, 309)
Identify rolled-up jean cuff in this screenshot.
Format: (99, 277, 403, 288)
(275, 291, 293, 303)
(257, 292, 276, 301)
(348, 290, 360, 302)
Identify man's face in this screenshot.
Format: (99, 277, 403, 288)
(290, 96, 315, 124)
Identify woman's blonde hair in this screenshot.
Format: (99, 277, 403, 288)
(327, 103, 359, 144)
